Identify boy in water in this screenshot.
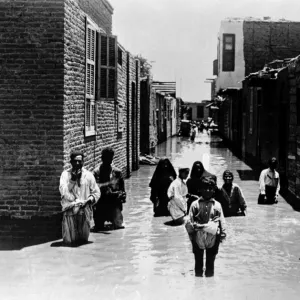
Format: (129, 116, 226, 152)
(185, 176, 226, 277)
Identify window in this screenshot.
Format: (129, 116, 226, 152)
(85, 18, 118, 137)
(222, 34, 235, 72)
(197, 105, 204, 118)
(249, 87, 254, 134)
(85, 20, 97, 136)
(100, 34, 117, 99)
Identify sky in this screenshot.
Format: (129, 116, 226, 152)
(109, 0, 300, 102)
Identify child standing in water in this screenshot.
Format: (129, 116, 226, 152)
(185, 176, 226, 277)
(167, 167, 190, 225)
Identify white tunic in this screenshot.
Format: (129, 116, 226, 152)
(167, 178, 188, 220)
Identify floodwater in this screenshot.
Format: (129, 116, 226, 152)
(1, 132, 300, 300)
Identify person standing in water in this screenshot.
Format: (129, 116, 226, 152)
(149, 158, 177, 217)
(185, 176, 226, 277)
(258, 157, 280, 204)
(219, 170, 247, 217)
(167, 167, 190, 225)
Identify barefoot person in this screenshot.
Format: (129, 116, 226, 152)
(167, 167, 190, 225)
(59, 151, 100, 246)
(149, 158, 177, 216)
(93, 147, 126, 230)
(185, 176, 226, 277)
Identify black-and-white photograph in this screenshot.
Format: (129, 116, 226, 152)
(1, 0, 300, 299)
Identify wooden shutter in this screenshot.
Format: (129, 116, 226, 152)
(85, 20, 96, 136)
(99, 33, 117, 100)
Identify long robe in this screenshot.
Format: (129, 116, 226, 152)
(59, 168, 100, 244)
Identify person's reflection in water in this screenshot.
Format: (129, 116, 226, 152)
(149, 158, 177, 217)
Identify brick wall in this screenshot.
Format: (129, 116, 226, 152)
(287, 57, 300, 198)
(63, 0, 139, 179)
(77, 0, 113, 34)
(0, 0, 65, 239)
(0, 0, 140, 240)
(243, 21, 300, 76)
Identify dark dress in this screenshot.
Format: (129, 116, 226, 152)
(186, 161, 217, 213)
(93, 164, 126, 229)
(149, 158, 177, 217)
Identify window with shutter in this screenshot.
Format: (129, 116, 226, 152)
(99, 33, 117, 101)
(85, 20, 97, 136)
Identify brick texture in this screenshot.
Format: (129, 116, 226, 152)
(243, 21, 300, 76)
(0, 0, 140, 239)
(0, 0, 65, 225)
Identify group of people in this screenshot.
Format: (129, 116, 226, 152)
(149, 156, 280, 277)
(59, 147, 126, 246)
(58, 147, 280, 277)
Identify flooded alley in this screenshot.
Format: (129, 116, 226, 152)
(1, 133, 300, 300)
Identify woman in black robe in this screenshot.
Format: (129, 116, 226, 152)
(186, 161, 218, 212)
(149, 158, 177, 217)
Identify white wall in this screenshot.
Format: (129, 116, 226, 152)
(216, 19, 245, 91)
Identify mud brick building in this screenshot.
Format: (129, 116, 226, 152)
(0, 0, 140, 241)
(286, 56, 300, 199)
(140, 80, 179, 153)
(211, 17, 300, 156)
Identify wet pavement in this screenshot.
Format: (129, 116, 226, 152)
(1, 132, 300, 300)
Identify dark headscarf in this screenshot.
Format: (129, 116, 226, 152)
(187, 161, 217, 197)
(149, 158, 177, 188)
(190, 161, 217, 182)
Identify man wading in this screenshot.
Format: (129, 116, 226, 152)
(59, 152, 100, 246)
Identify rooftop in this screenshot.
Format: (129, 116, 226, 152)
(223, 16, 299, 23)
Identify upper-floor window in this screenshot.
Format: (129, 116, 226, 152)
(85, 18, 118, 137)
(222, 34, 235, 72)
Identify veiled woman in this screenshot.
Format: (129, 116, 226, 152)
(186, 161, 217, 212)
(149, 158, 177, 216)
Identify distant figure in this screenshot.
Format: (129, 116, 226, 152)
(167, 167, 190, 225)
(149, 158, 177, 216)
(59, 151, 100, 246)
(190, 126, 196, 142)
(258, 157, 280, 205)
(185, 176, 226, 277)
(93, 147, 127, 230)
(186, 161, 217, 212)
(199, 120, 205, 133)
(219, 170, 247, 217)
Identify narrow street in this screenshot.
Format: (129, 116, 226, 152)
(1, 132, 300, 300)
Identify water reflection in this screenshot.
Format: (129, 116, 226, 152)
(1, 133, 300, 300)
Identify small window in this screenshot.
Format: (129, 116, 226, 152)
(222, 34, 235, 72)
